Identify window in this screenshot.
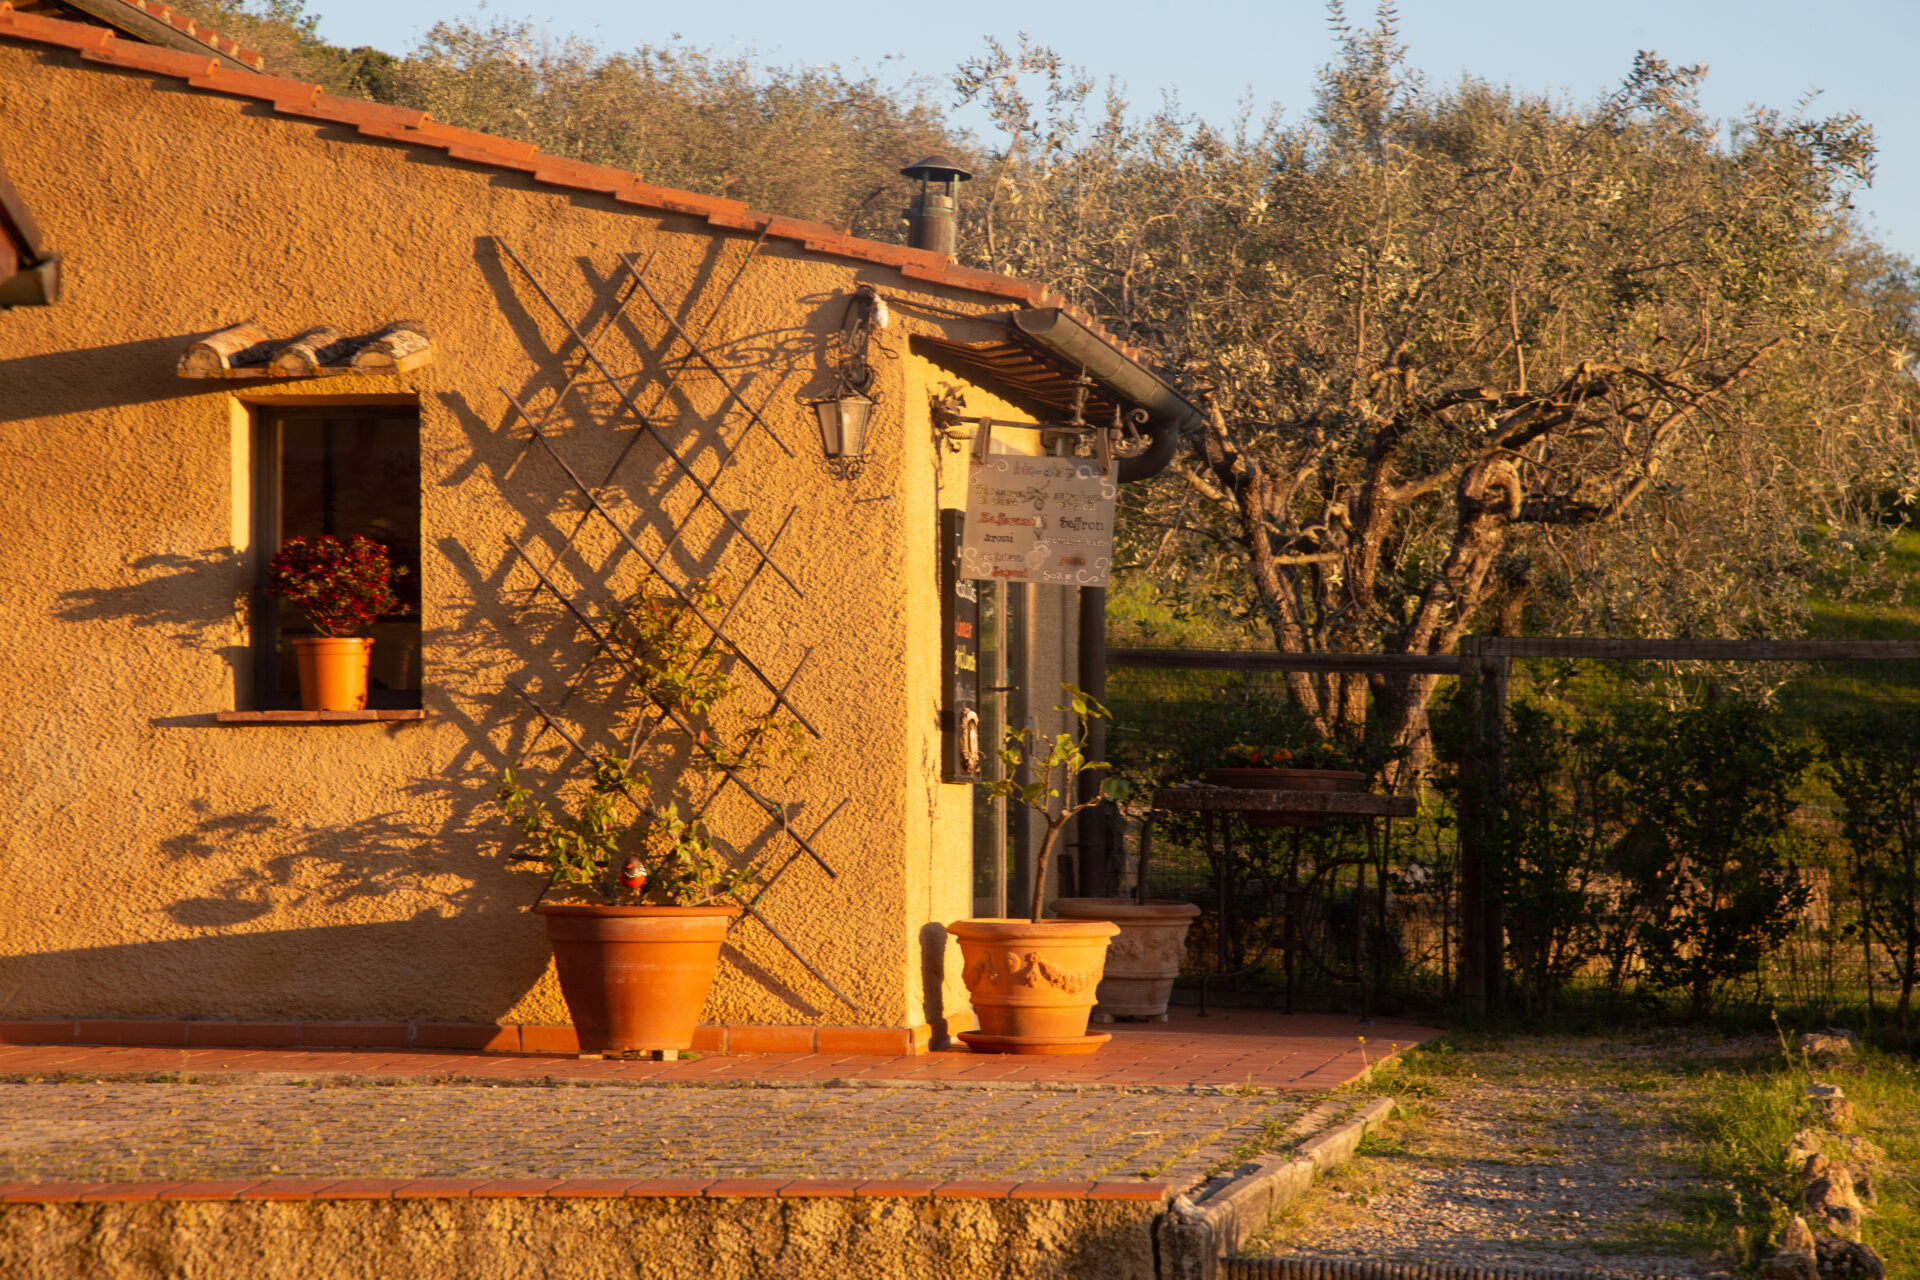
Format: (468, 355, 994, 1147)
(251, 404, 421, 710)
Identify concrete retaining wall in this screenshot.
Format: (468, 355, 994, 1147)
(0, 1195, 1160, 1280)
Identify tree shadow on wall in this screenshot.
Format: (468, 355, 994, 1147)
(0, 334, 216, 419)
(6, 789, 560, 1020)
(53, 550, 248, 655)
(0, 915, 552, 1022)
(157, 793, 520, 921)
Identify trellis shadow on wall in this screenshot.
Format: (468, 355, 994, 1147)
(444, 233, 863, 1017)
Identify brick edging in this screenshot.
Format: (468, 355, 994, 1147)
(1158, 1097, 1397, 1278)
(0, 1177, 1171, 1206)
(0, 1018, 942, 1056)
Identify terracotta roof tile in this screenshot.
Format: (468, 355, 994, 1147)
(528, 157, 632, 194)
(442, 142, 541, 171)
(0, 2, 1149, 359)
(275, 95, 426, 130)
(414, 118, 538, 158)
(187, 66, 319, 105)
(7, 6, 114, 50)
(343, 119, 424, 145)
(81, 41, 211, 78)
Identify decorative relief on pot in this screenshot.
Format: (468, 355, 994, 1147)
(963, 948, 1101, 994)
(1108, 931, 1186, 965)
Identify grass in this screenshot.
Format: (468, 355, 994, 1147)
(1246, 1029, 1919, 1276)
(1825, 1053, 1920, 1272)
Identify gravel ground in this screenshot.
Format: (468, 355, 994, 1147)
(1246, 1035, 1759, 1277)
(0, 1079, 1306, 1186)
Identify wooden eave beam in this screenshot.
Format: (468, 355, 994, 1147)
(29, 0, 263, 70)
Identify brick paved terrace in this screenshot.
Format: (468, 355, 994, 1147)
(0, 1009, 1435, 1278)
(0, 1008, 1438, 1094)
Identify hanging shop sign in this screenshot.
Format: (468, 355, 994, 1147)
(939, 509, 981, 782)
(960, 453, 1117, 588)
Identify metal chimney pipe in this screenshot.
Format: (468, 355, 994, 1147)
(900, 155, 972, 258)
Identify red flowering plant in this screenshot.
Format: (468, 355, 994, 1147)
(1220, 743, 1294, 768)
(1220, 741, 1358, 770)
(266, 535, 403, 636)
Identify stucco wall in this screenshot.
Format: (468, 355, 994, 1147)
(0, 40, 1045, 1030)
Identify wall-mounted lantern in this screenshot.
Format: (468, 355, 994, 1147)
(811, 286, 886, 480)
(813, 391, 875, 476)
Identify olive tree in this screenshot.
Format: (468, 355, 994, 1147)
(959, 9, 1920, 762)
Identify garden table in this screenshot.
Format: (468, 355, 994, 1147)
(1147, 786, 1417, 1020)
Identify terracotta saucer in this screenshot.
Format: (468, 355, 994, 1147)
(957, 1031, 1112, 1056)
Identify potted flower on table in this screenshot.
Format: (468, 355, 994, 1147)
(1204, 741, 1367, 826)
(266, 534, 403, 711)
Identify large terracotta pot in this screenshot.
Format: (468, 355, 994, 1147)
(533, 902, 738, 1053)
(1203, 767, 1368, 826)
(1052, 897, 1201, 1021)
(950, 917, 1118, 1055)
(292, 636, 372, 711)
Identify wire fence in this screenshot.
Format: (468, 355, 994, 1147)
(1104, 651, 1920, 1029)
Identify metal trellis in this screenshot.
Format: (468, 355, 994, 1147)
(474, 236, 858, 1013)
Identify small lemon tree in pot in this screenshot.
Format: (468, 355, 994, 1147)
(951, 685, 1132, 1054)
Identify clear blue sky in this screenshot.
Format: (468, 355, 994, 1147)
(310, 0, 1920, 263)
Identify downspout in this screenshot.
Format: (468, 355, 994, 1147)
(1011, 308, 1199, 896)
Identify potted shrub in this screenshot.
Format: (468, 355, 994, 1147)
(266, 534, 402, 711)
(1204, 741, 1367, 826)
(952, 686, 1131, 1055)
(495, 576, 803, 1056)
(497, 755, 749, 1056)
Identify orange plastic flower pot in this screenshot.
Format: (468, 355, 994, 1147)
(534, 903, 738, 1053)
(292, 636, 373, 711)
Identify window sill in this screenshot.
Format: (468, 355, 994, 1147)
(215, 710, 427, 725)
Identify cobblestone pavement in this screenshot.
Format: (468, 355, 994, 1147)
(0, 1080, 1313, 1188)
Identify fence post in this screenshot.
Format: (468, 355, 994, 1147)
(1457, 637, 1510, 1015)
(1480, 649, 1510, 1014)
(1458, 637, 1488, 1016)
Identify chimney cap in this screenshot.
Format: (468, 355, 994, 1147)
(900, 155, 973, 184)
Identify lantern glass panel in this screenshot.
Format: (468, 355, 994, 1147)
(836, 394, 873, 458)
(813, 398, 844, 456)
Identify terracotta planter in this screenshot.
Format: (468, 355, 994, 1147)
(1203, 766, 1368, 826)
(949, 917, 1118, 1055)
(1052, 897, 1200, 1021)
(533, 902, 738, 1053)
(292, 636, 373, 711)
